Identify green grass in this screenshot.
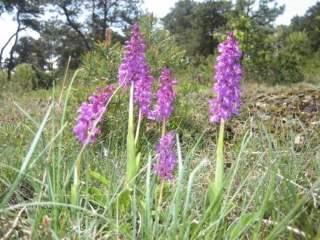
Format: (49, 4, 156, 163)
(0, 75, 319, 239)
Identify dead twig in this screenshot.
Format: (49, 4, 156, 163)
(1, 207, 26, 240)
(263, 219, 307, 238)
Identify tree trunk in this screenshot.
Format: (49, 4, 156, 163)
(7, 10, 22, 80)
(0, 27, 26, 69)
(91, 0, 96, 34)
(102, 0, 108, 41)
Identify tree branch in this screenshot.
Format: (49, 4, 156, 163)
(60, 4, 91, 50)
(0, 26, 26, 68)
(7, 10, 22, 80)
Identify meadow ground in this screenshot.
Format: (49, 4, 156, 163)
(0, 77, 319, 239)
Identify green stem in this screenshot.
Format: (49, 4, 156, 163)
(126, 83, 136, 186)
(208, 120, 225, 204)
(153, 182, 164, 237)
(214, 120, 225, 196)
(135, 109, 142, 144)
(71, 156, 81, 206)
(152, 120, 168, 237)
(158, 182, 164, 208)
(70, 84, 122, 206)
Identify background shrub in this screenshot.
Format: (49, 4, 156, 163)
(80, 42, 122, 86)
(139, 15, 188, 76)
(11, 64, 37, 91)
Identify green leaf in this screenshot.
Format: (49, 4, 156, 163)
(229, 213, 257, 240)
(208, 120, 225, 205)
(89, 170, 109, 186)
(88, 187, 108, 204)
(118, 189, 131, 212)
(135, 152, 141, 170)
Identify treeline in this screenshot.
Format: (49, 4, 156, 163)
(164, 0, 320, 84)
(0, 0, 140, 88)
(0, 0, 319, 90)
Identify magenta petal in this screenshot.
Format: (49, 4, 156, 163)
(118, 23, 153, 116)
(154, 132, 177, 180)
(149, 67, 176, 122)
(73, 85, 115, 145)
(209, 32, 243, 123)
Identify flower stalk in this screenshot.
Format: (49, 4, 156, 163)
(135, 109, 142, 145)
(71, 85, 120, 206)
(208, 32, 242, 205)
(126, 83, 138, 186)
(208, 120, 225, 204)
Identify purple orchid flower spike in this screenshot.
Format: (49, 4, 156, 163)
(73, 85, 115, 145)
(209, 32, 242, 123)
(154, 132, 177, 180)
(118, 23, 153, 116)
(149, 67, 177, 122)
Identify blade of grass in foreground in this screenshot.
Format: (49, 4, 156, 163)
(0, 104, 53, 208)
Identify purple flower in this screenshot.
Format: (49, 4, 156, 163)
(73, 85, 114, 145)
(118, 23, 153, 116)
(154, 132, 177, 180)
(149, 67, 176, 122)
(209, 32, 242, 123)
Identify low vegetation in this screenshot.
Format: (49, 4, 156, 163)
(0, 0, 320, 239)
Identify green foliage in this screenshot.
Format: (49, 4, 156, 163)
(268, 51, 304, 84)
(223, 2, 311, 84)
(266, 31, 310, 84)
(194, 55, 216, 83)
(0, 69, 7, 92)
(240, 30, 305, 84)
(15, 36, 53, 71)
(80, 16, 187, 85)
(285, 31, 310, 57)
(139, 15, 187, 76)
(225, 0, 287, 84)
(1, 83, 319, 238)
(302, 51, 320, 84)
(0, 65, 320, 238)
(1, 1, 320, 237)
(12, 63, 37, 91)
(163, 0, 230, 57)
(288, 2, 320, 84)
(163, 0, 309, 84)
(6, 63, 55, 91)
(0, 0, 141, 76)
(80, 42, 122, 85)
(291, 2, 320, 51)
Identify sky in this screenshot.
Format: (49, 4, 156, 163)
(143, 0, 319, 24)
(0, 0, 318, 57)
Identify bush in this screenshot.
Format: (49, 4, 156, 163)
(32, 66, 56, 89)
(241, 30, 307, 84)
(80, 15, 188, 87)
(268, 51, 304, 84)
(302, 51, 320, 84)
(266, 31, 308, 84)
(80, 42, 122, 85)
(0, 64, 56, 92)
(11, 64, 37, 91)
(0, 70, 7, 93)
(139, 15, 187, 76)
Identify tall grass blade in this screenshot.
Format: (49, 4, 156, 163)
(0, 104, 53, 207)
